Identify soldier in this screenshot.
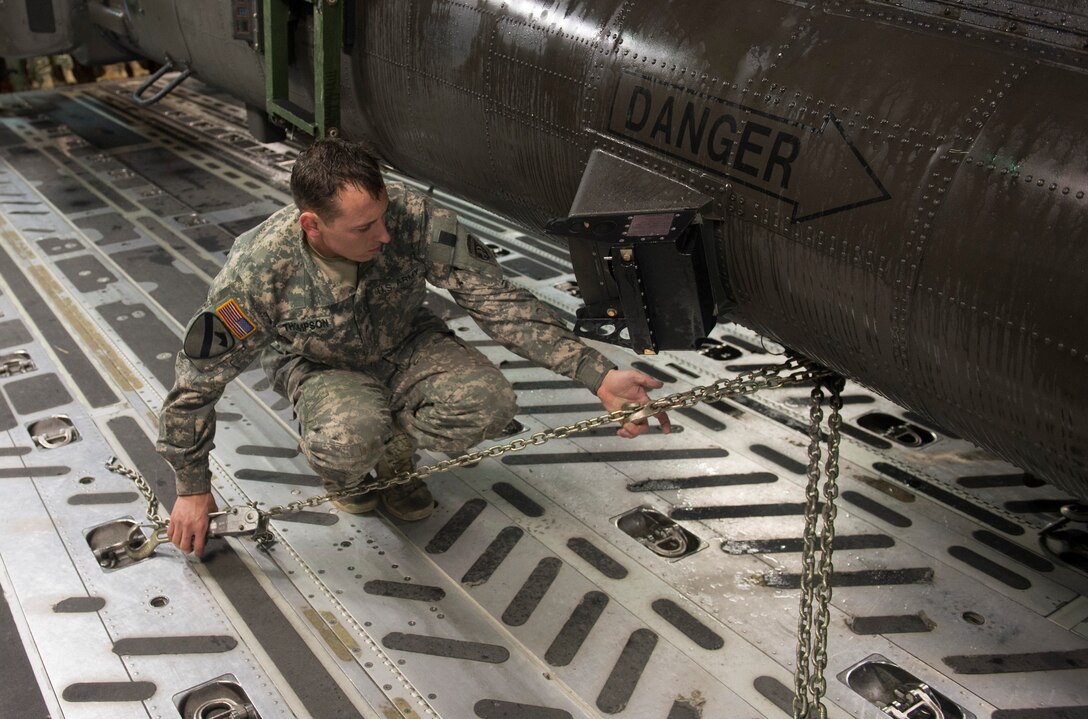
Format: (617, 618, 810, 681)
(158, 138, 670, 556)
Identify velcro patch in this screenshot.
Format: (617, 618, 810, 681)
(183, 312, 236, 360)
(215, 299, 256, 340)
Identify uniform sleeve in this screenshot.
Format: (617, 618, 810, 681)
(156, 281, 274, 495)
(423, 207, 616, 392)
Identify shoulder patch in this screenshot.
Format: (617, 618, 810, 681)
(183, 312, 237, 359)
(466, 234, 494, 263)
(215, 299, 256, 340)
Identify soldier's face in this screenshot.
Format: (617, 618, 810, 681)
(307, 185, 391, 262)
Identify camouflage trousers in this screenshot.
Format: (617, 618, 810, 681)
(268, 332, 517, 491)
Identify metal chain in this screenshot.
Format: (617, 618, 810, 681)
(106, 455, 169, 530)
(107, 355, 832, 526)
(258, 354, 834, 519)
(108, 354, 847, 711)
(793, 379, 844, 719)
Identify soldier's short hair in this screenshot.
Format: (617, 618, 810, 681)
(290, 137, 386, 220)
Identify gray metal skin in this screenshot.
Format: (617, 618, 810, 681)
(68, 0, 1088, 496)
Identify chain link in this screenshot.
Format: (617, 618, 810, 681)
(106, 455, 169, 530)
(793, 379, 844, 719)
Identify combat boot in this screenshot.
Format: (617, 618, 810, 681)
(377, 431, 434, 521)
(332, 476, 380, 514)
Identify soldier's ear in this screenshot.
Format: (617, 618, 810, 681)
(299, 211, 321, 240)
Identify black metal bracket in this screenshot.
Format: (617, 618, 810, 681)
(546, 150, 734, 355)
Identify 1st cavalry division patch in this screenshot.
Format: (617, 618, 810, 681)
(183, 312, 236, 360)
(215, 298, 256, 340)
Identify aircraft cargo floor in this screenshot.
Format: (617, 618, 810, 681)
(0, 78, 1085, 719)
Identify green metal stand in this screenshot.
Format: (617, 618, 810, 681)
(263, 0, 342, 137)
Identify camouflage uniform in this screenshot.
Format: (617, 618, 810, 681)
(157, 181, 616, 495)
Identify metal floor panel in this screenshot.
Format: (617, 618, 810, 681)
(0, 79, 1085, 719)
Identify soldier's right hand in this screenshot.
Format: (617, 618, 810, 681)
(169, 492, 219, 557)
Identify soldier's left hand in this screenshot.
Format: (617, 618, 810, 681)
(596, 369, 672, 438)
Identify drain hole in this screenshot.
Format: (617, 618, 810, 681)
(150, 596, 169, 608)
(962, 611, 985, 625)
(78, 476, 94, 485)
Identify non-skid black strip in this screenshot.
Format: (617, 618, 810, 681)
(363, 580, 445, 602)
(502, 557, 562, 627)
(631, 361, 676, 383)
(753, 675, 795, 716)
(958, 473, 1036, 489)
(236, 444, 300, 458)
(651, 598, 723, 650)
(474, 699, 573, 719)
(567, 537, 629, 579)
(512, 380, 581, 390)
(848, 614, 933, 635)
(675, 407, 725, 431)
(1004, 499, 1076, 514)
(0, 393, 15, 432)
(873, 462, 1025, 536)
(947, 545, 1031, 590)
(463, 527, 524, 586)
(503, 448, 728, 466)
(519, 402, 609, 414)
(0, 446, 30, 456)
(113, 635, 237, 655)
(107, 416, 177, 507)
(0, 243, 117, 407)
(763, 568, 933, 588)
(234, 468, 322, 486)
(67, 491, 140, 505)
(106, 416, 365, 719)
(0, 466, 70, 478)
(382, 632, 509, 663)
(4, 373, 72, 414)
(992, 707, 1088, 719)
(840, 422, 894, 449)
(749, 444, 807, 474)
(972, 530, 1053, 572)
(562, 424, 676, 439)
(668, 699, 702, 719)
(672, 502, 819, 520)
(722, 533, 894, 555)
(504, 255, 561, 280)
(0, 583, 52, 717)
(945, 648, 1088, 674)
(545, 591, 609, 667)
(52, 596, 106, 613)
(271, 510, 339, 526)
(596, 628, 658, 714)
(841, 490, 912, 528)
(497, 359, 540, 370)
(492, 482, 544, 517)
(426, 498, 487, 554)
(628, 472, 776, 492)
(62, 682, 155, 703)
